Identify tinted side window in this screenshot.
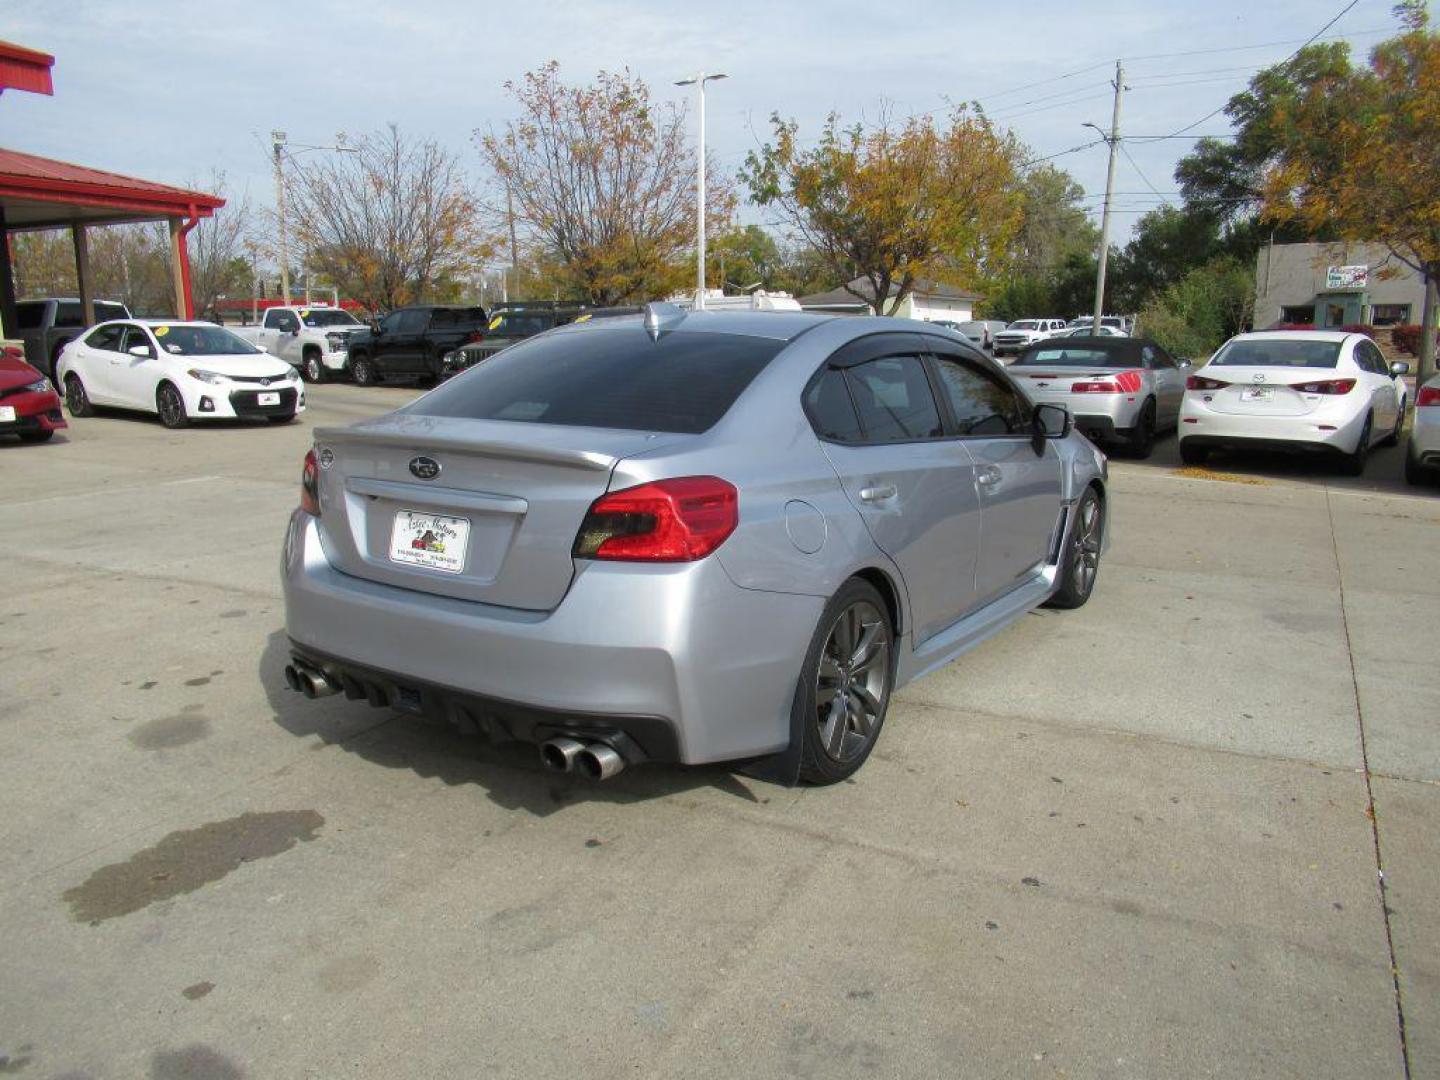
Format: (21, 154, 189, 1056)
(54, 302, 84, 328)
(844, 355, 943, 442)
(931, 354, 1030, 436)
(377, 312, 403, 334)
(16, 302, 45, 330)
(120, 325, 154, 357)
(86, 324, 125, 351)
(804, 368, 863, 443)
(398, 309, 430, 334)
(272, 310, 299, 332)
(414, 329, 782, 435)
(1362, 341, 1386, 374)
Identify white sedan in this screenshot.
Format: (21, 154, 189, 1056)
(1178, 331, 1408, 475)
(57, 320, 305, 429)
(1406, 371, 1440, 485)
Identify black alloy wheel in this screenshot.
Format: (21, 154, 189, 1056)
(1045, 487, 1104, 610)
(350, 355, 375, 386)
(156, 382, 189, 429)
(64, 374, 94, 418)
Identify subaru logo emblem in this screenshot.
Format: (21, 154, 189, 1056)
(409, 456, 441, 481)
(1252, 373, 1266, 383)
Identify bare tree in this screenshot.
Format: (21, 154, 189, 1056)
(480, 62, 731, 305)
(286, 125, 485, 312)
(186, 172, 254, 318)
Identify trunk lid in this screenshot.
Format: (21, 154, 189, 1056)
(1018, 368, 1140, 396)
(312, 415, 686, 611)
(1197, 367, 1340, 417)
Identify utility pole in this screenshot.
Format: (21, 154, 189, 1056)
(272, 130, 290, 305)
(505, 181, 519, 302)
(1089, 62, 1124, 330)
(675, 72, 727, 310)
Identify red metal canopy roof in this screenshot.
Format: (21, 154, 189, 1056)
(0, 147, 224, 229)
(0, 40, 54, 96)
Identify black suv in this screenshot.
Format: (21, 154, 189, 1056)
(345, 306, 489, 385)
(440, 302, 640, 377)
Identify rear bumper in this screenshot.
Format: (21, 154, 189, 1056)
(281, 511, 823, 766)
(1178, 395, 1366, 454)
(1410, 407, 1440, 465)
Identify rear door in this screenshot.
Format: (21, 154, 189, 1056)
(807, 333, 983, 644)
(388, 308, 430, 374)
(73, 323, 126, 402)
(927, 344, 1064, 606)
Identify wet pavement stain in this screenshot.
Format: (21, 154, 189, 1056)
(182, 981, 214, 1000)
(127, 715, 211, 751)
(62, 810, 324, 924)
(138, 681, 158, 690)
(219, 610, 247, 619)
(149, 1045, 243, 1080)
(0, 1043, 34, 1074)
(183, 676, 211, 687)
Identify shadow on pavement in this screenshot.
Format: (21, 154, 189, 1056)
(258, 629, 769, 816)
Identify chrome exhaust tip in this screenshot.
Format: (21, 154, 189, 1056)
(288, 660, 339, 699)
(576, 743, 625, 781)
(284, 665, 302, 693)
(540, 737, 588, 773)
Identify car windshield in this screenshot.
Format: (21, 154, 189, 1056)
(1008, 321, 1040, 331)
(413, 328, 784, 434)
(1013, 346, 1132, 368)
(1210, 338, 1342, 368)
(300, 309, 361, 328)
(150, 324, 262, 356)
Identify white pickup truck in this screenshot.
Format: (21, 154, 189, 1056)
(233, 305, 368, 382)
(992, 318, 1070, 359)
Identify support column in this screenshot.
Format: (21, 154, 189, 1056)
(168, 216, 193, 319)
(0, 206, 18, 340)
(72, 222, 95, 325)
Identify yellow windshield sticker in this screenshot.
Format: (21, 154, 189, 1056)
(154, 325, 170, 337)
(488, 314, 503, 330)
(299, 309, 310, 318)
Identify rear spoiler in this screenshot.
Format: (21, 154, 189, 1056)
(313, 423, 617, 472)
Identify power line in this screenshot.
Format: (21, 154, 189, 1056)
(1120, 22, 1385, 62)
(1119, 143, 1170, 202)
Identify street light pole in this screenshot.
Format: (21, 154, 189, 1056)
(675, 72, 727, 310)
(271, 130, 290, 304)
(1086, 61, 1125, 331)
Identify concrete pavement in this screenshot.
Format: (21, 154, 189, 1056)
(0, 384, 1435, 1078)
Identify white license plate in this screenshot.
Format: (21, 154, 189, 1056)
(1240, 387, 1274, 402)
(257, 391, 281, 406)
(389, 510, 469, 574)
(0, 406, 14, 423)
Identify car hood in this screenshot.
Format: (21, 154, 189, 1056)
(172, 353, 295, 379)
(0, 355, 46, 391)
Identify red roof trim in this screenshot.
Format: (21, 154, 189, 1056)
(0, 146, 224, 219)
(0, 40, 54, 96)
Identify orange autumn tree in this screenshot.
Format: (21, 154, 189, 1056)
(1261, 3, 1440, 379)
(742, 107, 1024, 315)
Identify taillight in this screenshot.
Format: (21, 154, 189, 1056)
(300, 449, 321, 516)
(1415, 386, 1440, 407)
(1071, 371, 1142, 394)
(1186, 374, 1226, 391)
(1289, 378, 1356, 395)
(573, 476, 738, 562)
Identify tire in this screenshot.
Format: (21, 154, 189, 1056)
(18, 429, 55, 443)
(350, 355, 375, 386)
(1340, 414, 1372, 477)
(1405, 444, 1433, 486)
(796, 578, 895, 785)
(1379, 399, 1404, 447)
(50, 340, 71, 387)
(156, 382, 189, 429)
(267, 413, 297, 424)
(1128, 399, 1157, 459)
(302, 349, 325, 384)
(64, 374, 94, 418)
(1178, 440, 1209, 466)
(1045, 486, 1104, 610)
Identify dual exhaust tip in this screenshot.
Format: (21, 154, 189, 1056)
(540, 737, 626, 780)
(284, 661, 340, 700)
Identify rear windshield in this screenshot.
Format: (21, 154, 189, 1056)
(1013, 346, 1132, 367)
(413, 328, 784, 434)
(150, 324, 262, 356)
(1210, 338, 1341, 368)
(427, 307, 488, 327)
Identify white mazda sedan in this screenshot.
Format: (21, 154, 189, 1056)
(1178, 331, 1408, 475)
(56, 320, 305, 429)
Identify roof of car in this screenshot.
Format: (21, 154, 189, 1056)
(1238, 330, 1356, 342)
(549, 307, 838, 343)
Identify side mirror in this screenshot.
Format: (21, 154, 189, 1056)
(290, 327, 300, 337)
(370, 320, 382, 334)
(1033, 402, 1072, 441)
(1176, 358, 1193, 369)
(127, 345, 151, 358)
(1390, 360, 1410, 376)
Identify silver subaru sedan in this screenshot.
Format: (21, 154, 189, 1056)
(281, 306, 1109, 784)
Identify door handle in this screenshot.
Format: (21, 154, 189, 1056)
(859, 484, 897, 502)
(977, 466, 1002, 487)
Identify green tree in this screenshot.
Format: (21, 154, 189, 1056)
(1138, 256, 1255, 360)
(1109, 206, 1222, 313)
(709, 225, 781, 291)
(742, 107, 1024, 315)
(1261, 6, 1440, 378)
(1012, 165, 1098, 275)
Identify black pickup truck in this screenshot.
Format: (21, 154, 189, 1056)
(343, 305, 488, 385)
(439, 302, 640, 377)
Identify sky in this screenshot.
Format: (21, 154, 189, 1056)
(3, 0, 1423, 267)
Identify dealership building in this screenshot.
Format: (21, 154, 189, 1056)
(1254, 241, 1427, 329)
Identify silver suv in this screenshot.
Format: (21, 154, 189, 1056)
(281, 307, 1108, 784)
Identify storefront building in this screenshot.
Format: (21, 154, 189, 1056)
(1254, 241, 1426, 329)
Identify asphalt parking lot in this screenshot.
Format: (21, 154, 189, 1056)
(2, 383, 1437, 1079)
